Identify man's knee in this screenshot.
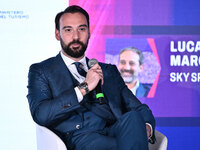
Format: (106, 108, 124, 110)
(74, 133, 117, 150)
(122, 111, 144, 123)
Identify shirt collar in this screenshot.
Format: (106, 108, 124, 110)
(131, 79, 140, 95)
(60, 51, 88, 70)
(135, 79, 140, 89)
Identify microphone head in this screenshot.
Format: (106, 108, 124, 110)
(88, 58, 98, 68)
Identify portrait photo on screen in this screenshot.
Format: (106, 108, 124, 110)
(105, 38, 160, 98)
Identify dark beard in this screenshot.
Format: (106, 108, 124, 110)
(60, 38, 88, 58)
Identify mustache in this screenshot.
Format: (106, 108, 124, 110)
(120, 69, 134, 74)
(69, 40, 84, 46)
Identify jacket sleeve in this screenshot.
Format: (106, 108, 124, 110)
(27, 64, 81, 127)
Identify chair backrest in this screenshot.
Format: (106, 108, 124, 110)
(36, 123, 67, 150)
(149, 130, 168, 150)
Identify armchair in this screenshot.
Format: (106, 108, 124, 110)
(36, 123, 167, 150)
(36, 123, 67, 150)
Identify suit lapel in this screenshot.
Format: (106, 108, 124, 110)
(50, 53, 75, 94)
(136, 84, 146, 97)
(103, 86, 122, 119)
(100, 64, 122, 119)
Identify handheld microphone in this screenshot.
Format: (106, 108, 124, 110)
(88, 58, 104, 104)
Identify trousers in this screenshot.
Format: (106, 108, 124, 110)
(69, 111, 148, 150)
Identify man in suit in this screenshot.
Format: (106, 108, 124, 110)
(118, 47, 152, 97)
(27, 5, 155, 150)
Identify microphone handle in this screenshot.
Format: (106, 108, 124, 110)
(98, 97, 104, 104)
(96, 81, 104, 104)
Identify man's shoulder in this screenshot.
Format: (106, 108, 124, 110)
(139, 83, 152, 90)
(98, 62, 121, 79)
(30, 54, 60, 69)
(99, 62, 117, 70)
(136, 83, 152, 97)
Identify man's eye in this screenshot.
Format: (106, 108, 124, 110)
(79, 27, 86, 31)
(65, 29, 72, 32)
(129, 62, 135, 66)
(120, 61, 126, 65)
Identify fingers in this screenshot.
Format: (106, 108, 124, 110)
(90, 64, 104, 85)
(85, 64, 104, 91)
(146, 124, 151, 139)
(90, 64, 102, 76)
(90, 63, 101, 70)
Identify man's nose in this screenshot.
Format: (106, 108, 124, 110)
(73, 30, 79, 40)
(124, 63, 131, 70)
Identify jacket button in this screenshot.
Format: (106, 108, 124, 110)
(66, 132, 70, 136)
(76, 124, 81, 129)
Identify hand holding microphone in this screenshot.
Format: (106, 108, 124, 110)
(85, 59, 104, 104)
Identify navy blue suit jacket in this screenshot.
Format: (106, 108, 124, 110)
(136, 83, 152, 97)
(27, 53, 155, 138)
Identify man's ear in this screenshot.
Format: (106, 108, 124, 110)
(139, 64, 144, 73)
(55, 29, 60, 41)
(88, 29, 91, 39)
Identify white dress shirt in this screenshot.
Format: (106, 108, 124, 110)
(130, 79, 140, 95)
(60, 51, 88, 102)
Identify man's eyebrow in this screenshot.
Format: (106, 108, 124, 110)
(62, 24, 88, 30)
(79, 24, 88, 28)
(62, 26, 72, 30)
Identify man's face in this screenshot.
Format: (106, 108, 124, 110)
(118, 50, 143, 83)
(55, 12, 90, 59)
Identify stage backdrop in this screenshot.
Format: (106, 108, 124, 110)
(69, 0, 200, 149)
(1, 0, 199, 150)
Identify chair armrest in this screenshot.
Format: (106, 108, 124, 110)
(149, 130, 168, 150)
(36, 123, 67, 150)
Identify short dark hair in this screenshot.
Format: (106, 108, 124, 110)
(119, 47, 144, 65)
(55, 5, 90, 30)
